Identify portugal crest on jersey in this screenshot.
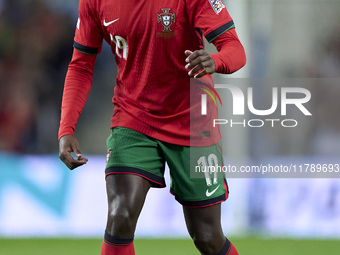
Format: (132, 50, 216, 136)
(157, 8, 175, 32)
(208, 0, 225, 14)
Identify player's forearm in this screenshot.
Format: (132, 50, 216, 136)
(210, 29, 246, 74)
(58, 49, 96, 140)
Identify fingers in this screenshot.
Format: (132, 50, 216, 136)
(71, 143, 83, 159)
(60, 150, 88, 170)
(193, 69, 208, 79)
(60, 151, 87, 170)
(187, 57, 214, 77)
(59, 135, 88, 170)
(185, 50, 193, 57)
(184, 50, 216, 78)
(185, 49, 202, 63)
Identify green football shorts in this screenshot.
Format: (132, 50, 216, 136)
(105, 127, 229, 207)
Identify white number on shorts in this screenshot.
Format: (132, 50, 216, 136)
(197, 154, 219, 187)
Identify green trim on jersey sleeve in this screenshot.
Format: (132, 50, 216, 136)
(206, 20, 235, 43)
(73, 41, 99, 55)
(208, 24, 235, 43)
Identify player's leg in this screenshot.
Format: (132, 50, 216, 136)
(106, 174, 152, 237)
(160, 141, 239, 255)
(183, 204, 238, 255)
(101, 127, 166, 255)
(101, 174, 152, 255)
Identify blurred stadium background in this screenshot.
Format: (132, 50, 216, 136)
(1, 0, 340, 254)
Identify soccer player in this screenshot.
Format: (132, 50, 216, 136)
(58, 0, 246, 254)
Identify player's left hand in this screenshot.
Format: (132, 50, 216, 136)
(185, 50, 216, 79)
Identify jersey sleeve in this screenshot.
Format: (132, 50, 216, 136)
(186, 0, 235, 43)
(210, 29, 246, 74)
(74, 0, 103, 55)
(58, 49, 97, 140)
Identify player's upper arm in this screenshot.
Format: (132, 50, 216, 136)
(73, 0, 103, 55)
(186, 0, 235, 43)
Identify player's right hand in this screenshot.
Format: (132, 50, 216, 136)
(59, 135, 88, 170)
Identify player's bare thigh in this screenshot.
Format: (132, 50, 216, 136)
(105, 174, 152, 237)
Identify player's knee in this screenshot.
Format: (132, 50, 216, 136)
(191, 231, 215, 254)
(107, 206, 138, 236)
(108, 209, 135, 228)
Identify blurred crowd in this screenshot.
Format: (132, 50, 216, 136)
(0, 0, 74, 153)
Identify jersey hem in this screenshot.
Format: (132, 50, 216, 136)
(111, 124, 221, 147)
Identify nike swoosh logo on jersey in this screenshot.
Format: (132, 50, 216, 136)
(103, 18, 119, 27)
(206, 185, 221, 197)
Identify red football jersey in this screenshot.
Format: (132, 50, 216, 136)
(72, 0, 235, 146)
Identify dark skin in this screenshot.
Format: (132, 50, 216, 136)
(59, 134, 88, 170)
(59, 50, 225, 255)
(185, 49, 216, 78)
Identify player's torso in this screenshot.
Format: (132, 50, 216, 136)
(87, 0, 221, 145)
(96, 0, 203, 113)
